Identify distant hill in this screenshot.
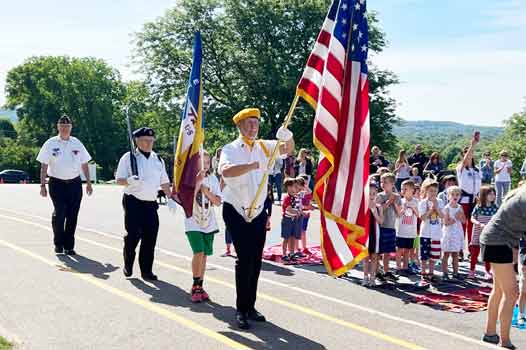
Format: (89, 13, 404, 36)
(0, 109, 17, 122)
(393, 120, 504, 143)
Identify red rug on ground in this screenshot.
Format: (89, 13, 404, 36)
(263, 245, 324, 265)
(409, 287, 492, 313)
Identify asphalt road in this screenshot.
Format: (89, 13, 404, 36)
(0, 184, 522, 350)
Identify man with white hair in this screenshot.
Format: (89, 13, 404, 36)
(219, 108, 294, 329)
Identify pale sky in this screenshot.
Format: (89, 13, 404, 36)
(1, 0, 525, 126)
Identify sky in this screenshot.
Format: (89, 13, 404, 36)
(1, 0, 525, 126)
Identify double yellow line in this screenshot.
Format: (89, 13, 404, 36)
(0, 214, 427, 350)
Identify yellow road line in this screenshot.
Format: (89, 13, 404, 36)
(0, 214, 426, 350)
(0, 237, 250, 350)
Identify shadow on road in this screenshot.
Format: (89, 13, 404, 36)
(57, 254, 119, 280)
(130, 278, 327, 350)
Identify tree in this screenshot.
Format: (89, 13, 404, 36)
(133, 0, 399, 152)
(490, 111, 526, 184)
(5, 56, 127, 178)
(0, 117, 17, 140)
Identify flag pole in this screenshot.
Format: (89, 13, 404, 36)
(246, 94, 300, 220)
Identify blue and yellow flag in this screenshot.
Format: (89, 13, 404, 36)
(173, 32, 204, 218)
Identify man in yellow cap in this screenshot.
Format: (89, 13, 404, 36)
(219, 108, 294, 329)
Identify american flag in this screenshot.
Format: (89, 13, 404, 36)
(297, 0, 370, 276)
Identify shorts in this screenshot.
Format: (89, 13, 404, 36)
(379, 227, 396, 254)
(396, 237, 415, 249)
(480, 244, 513, 264)
(302, 216, 310, 232)
(420, 238, 441, 261)
(281, 217, 302, 239)
(186, 231, 216, 256)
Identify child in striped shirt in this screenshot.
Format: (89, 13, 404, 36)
(469, 186, 498, 279)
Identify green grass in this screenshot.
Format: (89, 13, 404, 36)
(0, 336, 13, 350)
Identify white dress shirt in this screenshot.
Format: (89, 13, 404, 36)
(36, 136, 91, 180)
(116, 151, 169, 202)
(219, 137, 278, 221)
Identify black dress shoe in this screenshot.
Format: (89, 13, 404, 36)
(64, 249, 76, 256)
(123, 266, 133, 277)
(236, 311, 250, 330)
(54, 246, 64, 254)
(247, 309, 266, 322)
(141, 273, 158, 281)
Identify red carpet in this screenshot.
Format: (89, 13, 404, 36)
(410, 287, 492, 313)
(263, 244, 324, 265)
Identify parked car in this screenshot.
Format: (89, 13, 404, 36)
(0, 169, 30, 183)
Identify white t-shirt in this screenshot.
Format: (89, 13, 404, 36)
(115, 151, 169, 202)
(456, 164, 481, 204)
(418, 199, 444, 240)
(494, 159, 513, 182)
(397, 198, 418, 238)
(396, 162, 411, 179)
(36, 136, 91, 180)
(184, 175, 222, 234)
(219, 137, 278, 221)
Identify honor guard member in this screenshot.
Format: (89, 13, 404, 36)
(37, 115, 93, 255)
(219, 108, 294, 329)
(116, 127, 171, 281)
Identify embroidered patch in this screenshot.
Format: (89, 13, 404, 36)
(72, 150, 80, 155)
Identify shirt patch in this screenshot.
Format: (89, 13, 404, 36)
(72, 150, 80, 156)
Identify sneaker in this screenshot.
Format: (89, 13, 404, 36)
(368, 279, 376, 287)
(54, 246, 64, 254)
(500, 341, 516, 350)
(467, 271, 476, 279)
(384, 271, 399, 282)
(518, 316, 526, 326)
(221, 251, 231, 257)
(191, 286, 202, 303)
(481, 333, 499, 345)
(295, 251, 306, 258)
(442, 274, 450, 281)
(200, 288, 210, 301)
(282, 255, 290, 262)
(361, 278, 369, 287)
(376, 272, 386, 282)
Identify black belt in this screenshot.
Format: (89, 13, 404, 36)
(49, 176, 81, 184)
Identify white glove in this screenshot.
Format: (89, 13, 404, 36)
(167, 198, 178, 215)
(276, 126, 293, 142)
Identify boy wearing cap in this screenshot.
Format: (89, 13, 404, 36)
(116, 126, 172, 281)
(37, 115, 93, 255)
(219, 108, 294, 329)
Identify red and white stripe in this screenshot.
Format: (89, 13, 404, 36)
(297, 11, 370, 276)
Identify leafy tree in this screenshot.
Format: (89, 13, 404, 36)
(4, 56, 127, 178)
(0, 117, 17, 139)
(489, 111, 526, 184)
(0, 139, 40, 180)
(133, 0, 399, 153)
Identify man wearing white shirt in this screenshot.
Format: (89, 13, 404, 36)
(115, 127, 172, 281)
(219, 108, 294, 329)
(494, 150, 513, 206)
(37, 115, 93, 255)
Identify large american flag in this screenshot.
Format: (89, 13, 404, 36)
(297, 0, 370, 276)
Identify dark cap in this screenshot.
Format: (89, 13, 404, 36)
(57, 115, 72, 124)
(441, 174, 457, 184)
(133, 127, 155, 138)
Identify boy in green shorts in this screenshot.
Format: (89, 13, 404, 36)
(185, 151, 222, 303)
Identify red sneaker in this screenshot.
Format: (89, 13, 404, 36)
(200, 288, 210, 301)
(191, 286, 202, 303)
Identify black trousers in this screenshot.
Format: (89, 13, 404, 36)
(48, 177, 83, 250)
(122, 194, 159, 274)
(222, 202, 267, 313)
